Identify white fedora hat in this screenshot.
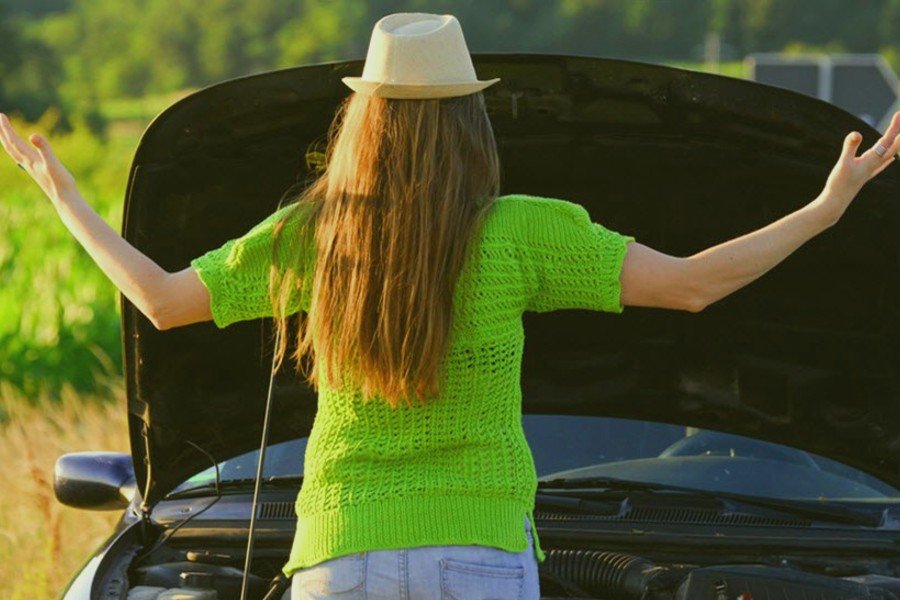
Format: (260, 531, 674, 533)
(342, 13, 500, 99)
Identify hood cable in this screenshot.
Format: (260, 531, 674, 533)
(139, 420, 153, 539)
(240, 323, 282, 600)
(133, 440, 222, 565)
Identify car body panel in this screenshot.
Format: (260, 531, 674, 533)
(120, 54, 900, 506)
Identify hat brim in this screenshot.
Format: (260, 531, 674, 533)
(341, 77, 500, 99)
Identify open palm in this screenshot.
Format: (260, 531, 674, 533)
(0, 112, 78, 202)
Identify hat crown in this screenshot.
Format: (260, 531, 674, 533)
(342, 12, 499, 99)
(360, 13, 478, 85)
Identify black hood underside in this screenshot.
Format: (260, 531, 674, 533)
(121, 54, 900, 506)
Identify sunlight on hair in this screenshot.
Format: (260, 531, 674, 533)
(267, 91, 501, 408)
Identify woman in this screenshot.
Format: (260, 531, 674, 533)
(2, 11, 899, 600)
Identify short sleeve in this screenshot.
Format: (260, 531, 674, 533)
(517, 196, 634, 313)
(190, 202, 311, 328)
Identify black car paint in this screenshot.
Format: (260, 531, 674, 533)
(120, 53, 900, 508)
(57, 53, 900, 598)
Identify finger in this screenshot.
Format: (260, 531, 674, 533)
(870, 156, 895, 178)
(860, 135, 897, 167)
(0, 114, 26, 164)
(860, 111, 900, 165)
(879, 111, 900, 144)
(887, 110, 900, 135)
(865, 132, 900, 176)
(0, 114, 39, 165)
(872, 133, 900, 175)
(0, 113, 40, 165)
(887, 130, 900, 157)
(840, 131, 863, 162)
(31, 134, 61, 168)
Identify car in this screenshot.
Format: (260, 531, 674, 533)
(54, 53, 900, 599)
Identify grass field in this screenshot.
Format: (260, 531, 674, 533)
(0, 384, 129, 599)
(667, 59, 746, 79)
(0, 91, 194, 400)
(0, 59, 748, 598)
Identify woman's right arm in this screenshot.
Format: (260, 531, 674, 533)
(53, 190, 214, 330)
(0, 113, 213, 330)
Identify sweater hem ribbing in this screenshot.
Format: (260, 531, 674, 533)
(281, 495, 545, 577)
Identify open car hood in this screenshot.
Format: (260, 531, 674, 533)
(121, 54, 900, 506)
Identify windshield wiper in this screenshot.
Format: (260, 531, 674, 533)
(535, 492, 622, 516)
(167, 475, 303, 499)
(537, 476, 883, 528)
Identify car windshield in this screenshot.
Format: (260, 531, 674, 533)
(170, 415, 899, 502)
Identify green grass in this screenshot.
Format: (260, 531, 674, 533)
(98, 88, 199, 123)
(663, 59, 748, 79)
(0, 105, 154, 400)
(0, 87, 207, 400)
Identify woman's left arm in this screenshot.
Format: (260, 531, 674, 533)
(621, 113, 900, 312)
(620, 204, 832, 312)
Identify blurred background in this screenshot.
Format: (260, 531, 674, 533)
(1, 1, 898, 597)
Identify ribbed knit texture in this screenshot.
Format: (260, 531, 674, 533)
(189, 193, 635, 577)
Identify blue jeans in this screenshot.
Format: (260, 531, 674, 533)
(290, 516, 540, 599)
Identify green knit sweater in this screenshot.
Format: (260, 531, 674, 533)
(189, 193, 635, 577)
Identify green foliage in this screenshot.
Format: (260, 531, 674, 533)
(882, 46, 900, 75)
(0, 110, 134, 399)
(7, 0, 900, 105)
(667, 60, 747, 79)
(98, 89, 197, 123)
(0, 5, 67, 123)
(2, 0, 900, 400)
(2, 0, 72, 17)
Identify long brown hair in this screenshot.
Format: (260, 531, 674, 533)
(267, 91, 500, 409)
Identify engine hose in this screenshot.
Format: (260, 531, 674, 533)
(543, 549, 659, 599)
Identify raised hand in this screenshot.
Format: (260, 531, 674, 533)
(814, 110, 900, 225)
(0, 112, 78, 203)
(0, 111, 213, 331)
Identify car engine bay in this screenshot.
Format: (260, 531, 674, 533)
(123, 544, 900, 599)
(114, 506, 900, 600)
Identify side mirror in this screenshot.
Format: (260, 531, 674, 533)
(54, 452, 137, 510)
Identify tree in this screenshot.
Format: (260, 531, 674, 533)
(0, 4, 67, 124)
